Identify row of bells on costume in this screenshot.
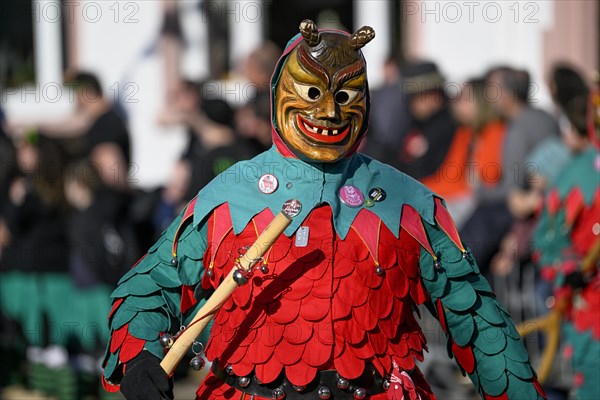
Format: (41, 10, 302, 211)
(222, 364, 392, 399)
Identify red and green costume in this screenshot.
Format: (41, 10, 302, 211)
(533, 146, 600, 399)
(102, 23, 545, 400)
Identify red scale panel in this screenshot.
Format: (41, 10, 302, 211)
(203, 204, 430, 387)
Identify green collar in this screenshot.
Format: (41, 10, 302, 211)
(192, 147, 436, 239)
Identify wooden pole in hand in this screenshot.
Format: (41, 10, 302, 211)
(160, 200, 301, 376)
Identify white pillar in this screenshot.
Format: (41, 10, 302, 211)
(353, 0, 390, 88)
(33, 0, 63, 85)
(228, 0, 263, 67)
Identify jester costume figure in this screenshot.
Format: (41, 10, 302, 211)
(531, 86, 600, 399)
(102, 21, 546, 399)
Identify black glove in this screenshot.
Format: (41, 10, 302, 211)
(564, 270, 588, 290)
(120, 351, 173, 400)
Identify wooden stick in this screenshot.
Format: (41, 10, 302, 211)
(160, 209, 294, 376)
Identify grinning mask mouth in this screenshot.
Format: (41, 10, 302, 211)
(275, 20, 375, 162)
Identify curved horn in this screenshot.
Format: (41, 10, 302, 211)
(299, 19, 321, 47)
(348, 26, 375, 50)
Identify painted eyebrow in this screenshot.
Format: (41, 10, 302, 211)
(333, 61, 365, 88)
(297, 45, 330, 87)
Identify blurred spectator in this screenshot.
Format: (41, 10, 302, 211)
(65, 160, 141, 289)
(549, 64, 590, 116)
(0, 133, 79, 399)
(35, 71, 132, 189)
(0, 107, 18, 219)
(157, 79, 205, 160)
(63, 160, 141, 397)
(460, 66, 560, 273)
(153, 98, 255, 235)
(241, 41, 281, 105)
(363, 54, 411, 161)
(235, 92, 273, 155)
(394, 61, 458, 181)
(422, 78, 506, 227)
(186, 99, 254, 197)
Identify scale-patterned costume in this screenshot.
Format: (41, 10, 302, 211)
(533, 145, 600, 399)
(102, 22, 545, 400)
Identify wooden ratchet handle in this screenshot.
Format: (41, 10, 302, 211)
(160, 209, 293, 375)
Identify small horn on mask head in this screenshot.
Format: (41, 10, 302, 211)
(299, 19, 321, 47)
(348, 26, 375, 50)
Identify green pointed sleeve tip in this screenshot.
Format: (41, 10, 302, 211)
(129, 309, 171, 334)
(174, 217, 208, 287)
(102, 348, 120, 380)
(111, 273, 162, 298)
(122, 293, 166, 312)
(111, 307, 138, 330)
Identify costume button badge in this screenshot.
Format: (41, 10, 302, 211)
(258, 174, 278, 194)
(339, 185, 364, 207)
(368, 187, 386, 202)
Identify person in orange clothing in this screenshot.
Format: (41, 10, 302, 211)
(421, 78, 506, 228)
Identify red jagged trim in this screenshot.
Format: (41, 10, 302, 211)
(350, 209, 382, 265)
(400, 205, 435, 257)
(101, 375, 120, 393)
(118, 329, 145, 363)
(436, 300, 447, 333)
(533, 378, 548, 399)
(546, 189, 561, 216)
(180, 284, 197, 314)
(110, 323, 129, 353)
(202, 203, 234, 289)
(484, 391, 509, 400)
(252, 208, 276, 236)
(108, 298, 124, 320)
(172, 196, 199, 257)
(564, 187, 584, 227)
(451, 339, 475, 374)
(433, 197, 465, 251)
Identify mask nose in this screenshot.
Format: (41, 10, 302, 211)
(315, 92, 337, 120)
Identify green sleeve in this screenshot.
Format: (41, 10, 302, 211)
(419, 219, 545, 400)
(102, 204, 209, 384)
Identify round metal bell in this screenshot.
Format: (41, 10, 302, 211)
(382, 379, 391, 390)
(375, 265, 384, 276)
(353, 387, 366, 399)
(232, 269, 249, 285)
(434, 260, 441, 270)
(272, 387, 286, 399)
(293, 385, 305, 392)
(260, 264, 269, 274)
(337, 377, 350, 390)
(225, 364, 234, 375)
(159, 334, 173, 349)
(170, 257, 178, 267)
(189, 356, 205, 371)
(238, 376, 251, 388)
(206, 269, 214, 278)
(318, 386, 331, 399)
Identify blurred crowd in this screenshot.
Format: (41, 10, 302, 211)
(0, 18, 598, 400)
